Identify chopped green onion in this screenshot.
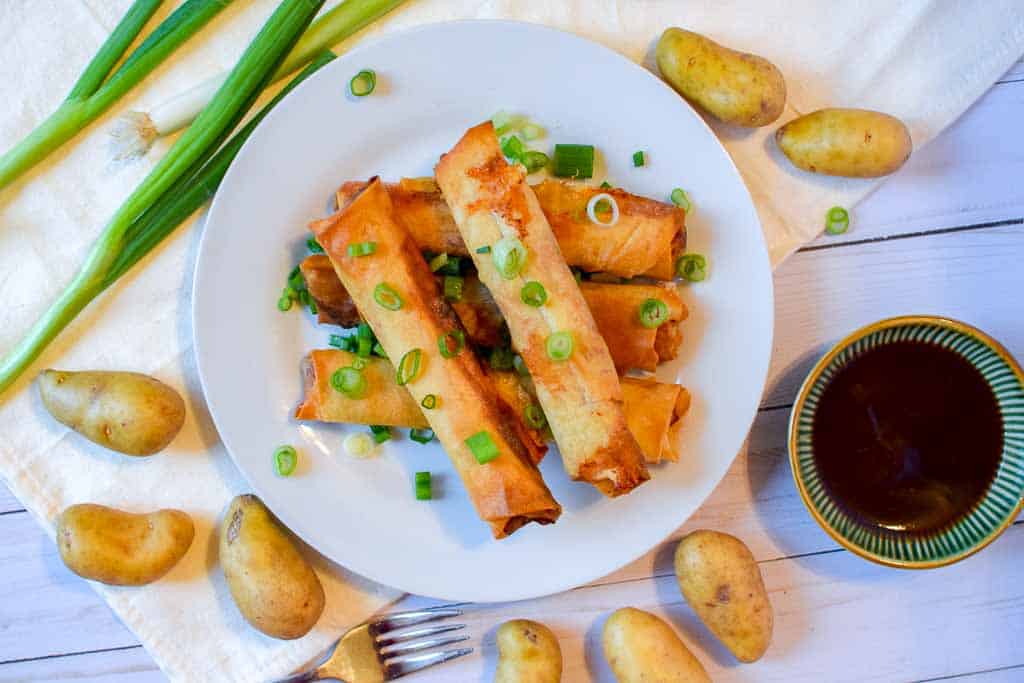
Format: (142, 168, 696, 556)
(520, 281, 548, 307)
(670, 188, 692, 212)
(465, 430, 499, 464)
(307, 236, 324, 253)
(421, 394, 439, 409)
(288, 266, 305, 291)
(501, 135, 526, 161)
(348, 241, 377, 257)
(491, 111, 526, 136)
(489, 347, 515, 371)
(343, 336, 359, 352)
(410, 428, 435, 444)
(600, 181, 612, 189)
(572, 268, 584, 284)
(632, 151, 646, 167)
(374, 282, 403, 310)
(523, 404, 547, 430)
(331, 366, 367, 399)
(443, 275, 464, 302)
(521, 123, 545, 140)
(437, 255, 462, 276)
(356, 336, 372, 358)
(825, 206, 850, 235)
(438, 329, 466, 358)
(369, 424, 392, 444)
(492, 236, 527, 280)
(298, 289, 312, 307)
(329, 334, 346, 348)
(521, 150, 549, 174)
(639, 298, 669, 328)
(357, 321, 375, 340)
(552, 144, 595, 178)
(513, 354, 529, 377)
(351, 357, 368, 371)
(372, 342, 387, 358)
(349, 69, 376, 96)
(476, 245, 491, 254)
(675, 254, 707, 282)
(344, 432, 376, 458)
(274, 445, 298, 476)
(396, 348, 423, 385)
(428, 252, 449, 272)
(414, 471, 432, 500)
(277, 294, 293, 311)
(283, 285, 299, 301)
(546, 331, 574, 361)
(307, 299, 318, 315)
(586, 193, 619, 226)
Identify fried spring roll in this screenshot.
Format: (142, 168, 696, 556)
(336, 177, 686, 279)
(300, 261, 688, 371)
(300, 255, 361, 327)
(297, 349, 690, 466)
(436, 122, 649, 496)
(310, 178, 560, 538)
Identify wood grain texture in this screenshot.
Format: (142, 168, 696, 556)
(1, 60, 1021, 683)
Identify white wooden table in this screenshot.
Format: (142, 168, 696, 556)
(2, 60, 1023, 683)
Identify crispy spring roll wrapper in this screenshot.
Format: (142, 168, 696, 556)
(300, 255, 362, 327)
(297, 349, 689, 466)
(336, 177, 685, 279)
(436, 122, 649, 496)
(310, 179, 560, 538)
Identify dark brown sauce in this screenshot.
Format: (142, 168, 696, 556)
(812, 341, 1003, 534)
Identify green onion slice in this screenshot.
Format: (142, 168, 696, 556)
(421, 394, 438, 410)
(357, 321, 375, 340)
(825, 206, 850, 235)
(277, 294, 292, 311)
(443, 275, 464, 302)
(476, 245, 491, 254)
(438, 255, 462, 276)
(639, 298, 670, 328)
(501, 135, 526, 161)
(351, 357, 368, 371)
(632, 150, 646, 167)
(428, 252, 449, 272)
(438, 329, 465, 358)
(348, 241, 377, 257)
(349, 69, 376, 96)
(522, 150, 549, 174)
(331, 366, 368, 399)
(372, 342, 387, 358)
(520, 281, 548, 307)
(414, 471, 432, 500)
(465, 430, 499, 464)
(357, 336, 372, 358)
(523, 404, 547, 430)
(396, 348, 423, 386)
(546, 331, 574, 361)
(675, 254, 708, 282)
(586, 193, 619, 226)
(489, 347, 515, 371)
(273, 445, 298, 476)
(288, 266, 305, 291)
(307, 236, 324, 253)
(552, 144, 595, 178)
(410, 428, 435, 444)
(670, 188, 692, 212)
(374, 282, 403, 310)
(492, 236, 527, 280)
(369, 424, 391, 444)
(600, 181, 612, 189)
(328, 334, 345, 348)
(513, 354, 529, 377)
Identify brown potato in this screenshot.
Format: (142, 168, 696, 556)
(57, 504, 194, 586)
(657, 27, 786, 127)
(675, 530, 772, 662)
(775, 108, 912, 177)
(495, 619, 562, 683)
(602, 607, 710, 682)
(38, 369, 185, 456)
(219, 495, 325, 639)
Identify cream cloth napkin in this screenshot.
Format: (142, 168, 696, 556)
(2, 1, 1022, 681)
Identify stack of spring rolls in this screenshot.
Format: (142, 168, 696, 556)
(298, 122, 692, 539)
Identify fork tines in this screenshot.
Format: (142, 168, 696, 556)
(371, 608, 472, 680)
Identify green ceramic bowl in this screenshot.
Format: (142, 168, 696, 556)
(788, 316, 1024, 568)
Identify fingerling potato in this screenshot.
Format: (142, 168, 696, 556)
(675, 530, 772, 662)
(57, 504, 194, 586)
(602, 607, 710, 683)
(220, 494, 325, 639)
(775, 108, 912, 177)
(495, 619, 562, 683)
(38, 369, 185, 456)
(657, 27, 786, 127)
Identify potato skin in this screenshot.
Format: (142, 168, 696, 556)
(495, 619, 562, 683)
(602, 607, 710, 682)
(219, 495, 325, 639)
(675, 530, 773, 662)
(57, 504, 194, 586)
(657, 27, 786, 127)
(775, 108, 912, 177)
(38, 369, 185, 456)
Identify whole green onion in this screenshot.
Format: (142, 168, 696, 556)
(0, 0, 231, 192)
(0, 1, 327, 394)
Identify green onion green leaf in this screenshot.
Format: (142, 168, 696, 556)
(414, 471, 432, 500)
(546, 331, 574, 361)
(428, 252, 449, 272)
(670, 188, 692, 212)
(438, 329, 466, 359)
(521, 150, 549, 174)
(552, 144, 595, 178)
(331, 366, 368, 399)
(410, 427, 435, 444)
(369, 424, 392, 444)
(675, 253, 707, 282)
(492, 236, 527, 280)
(465, 430, 499, 464)
(307, 236, 324, 253)
(475, 245, 491, 254)
(373, 282, 403, 310)
(501, 135, 526, 161)
(347, 241, 377, 257)
(274, 445, 298, 476)
(349, 69, 376, 96)
(443, 275, 464, 302)
(639, 298, 669, 328)
(421, 394, 438, 409)
(632, 150, 646, 167)
(825, 206, 850, 235)
(520, 281, 547, 307)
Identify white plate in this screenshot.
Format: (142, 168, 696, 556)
(194, 21, 773, 602)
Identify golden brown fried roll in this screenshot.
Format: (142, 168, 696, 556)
(436, 122, 649, 496)
(300, 255, 361, 327)
(336, 177, 685, 280)
(297, 350, 689, 466)
(310, 178, 560, 538)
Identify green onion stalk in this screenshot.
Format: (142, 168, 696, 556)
(0, 0, 233, 192)
(0, 0, 327, 395)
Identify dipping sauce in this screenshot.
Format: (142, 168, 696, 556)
(812, 341, 1003, 533)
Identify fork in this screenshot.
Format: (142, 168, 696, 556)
(273, 607, 473, 682)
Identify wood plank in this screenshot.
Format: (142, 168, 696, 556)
(764, 222, 1024, 408)
(0, 647, 161, 683)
